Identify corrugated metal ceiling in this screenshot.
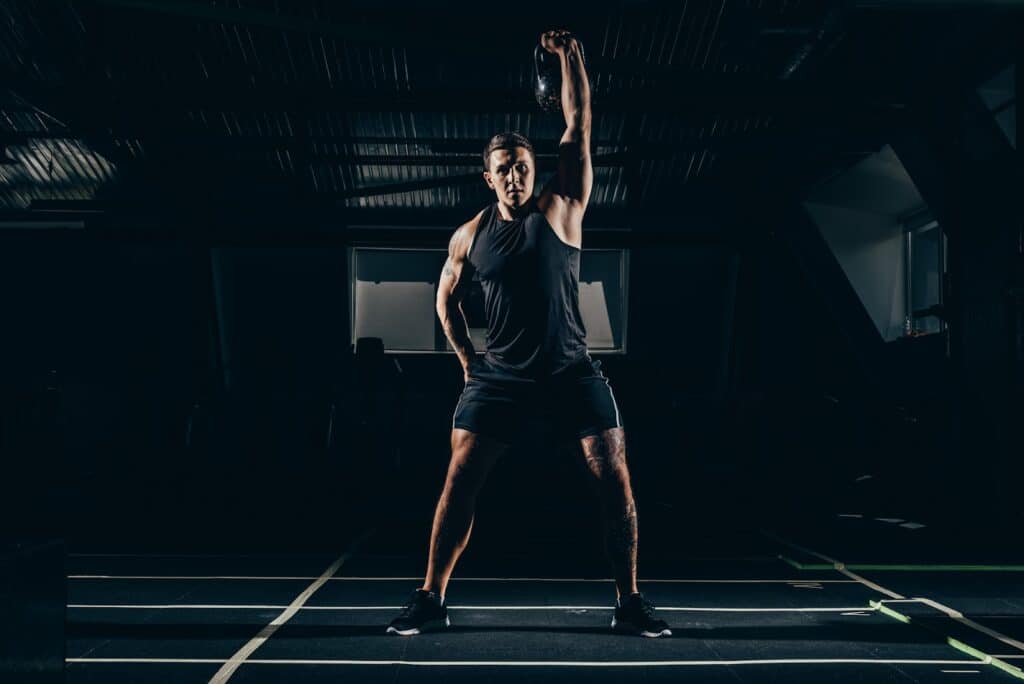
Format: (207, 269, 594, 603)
(0, 0, 889, 214)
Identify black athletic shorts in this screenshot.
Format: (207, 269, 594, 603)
(452, 355, 624, 445)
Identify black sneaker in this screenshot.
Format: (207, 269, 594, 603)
(612, 592, 672, 637)
(386, 589, 450, 635)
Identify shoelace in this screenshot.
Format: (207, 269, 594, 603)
(398, 590, 426, 618)
(628, 594, 657, 618)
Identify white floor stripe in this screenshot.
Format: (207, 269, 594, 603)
(66, 657, 983, 667)
(207, 529, 374, 684)
(69, 575, 322, 581)
(67, 603, 879, 613)
(68, 553, 336, 559)
(70, 552, 778, 563)
(67, 574, 856, 584)
(70, 552, 774, 565)
(70, 604, 290, 610)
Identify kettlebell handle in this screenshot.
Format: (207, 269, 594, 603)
(533, 39, 586, 114)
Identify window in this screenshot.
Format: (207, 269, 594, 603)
(578, 249, 629, 351)
(350, 248, 443, 352)
(804, 145, 945, 342)
(905, 219, 946, 336)
(350, 247, 629, 353)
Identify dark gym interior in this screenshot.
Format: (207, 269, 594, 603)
(2, 1, 1022, 682)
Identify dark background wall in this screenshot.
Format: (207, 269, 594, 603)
(2, 215, 989, 551)
(1, 0, 1018, 557)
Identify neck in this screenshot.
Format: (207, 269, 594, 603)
(496, 199, 531, 221)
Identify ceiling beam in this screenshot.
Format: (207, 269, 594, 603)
(6, 76, 907, 117)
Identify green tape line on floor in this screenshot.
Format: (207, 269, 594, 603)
(948, 638, 1024, 680)
(870, 600, 1024, 681)
(849, 564, 1024, 572)
(871, 601, 910, 624)
(781, 556, 1024, 572)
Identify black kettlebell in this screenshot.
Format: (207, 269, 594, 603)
(533, 39, 585, 114)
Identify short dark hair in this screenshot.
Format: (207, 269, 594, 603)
(482, 132, 534, 170)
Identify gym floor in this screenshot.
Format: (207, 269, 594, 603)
(64, 516, 1024, 683)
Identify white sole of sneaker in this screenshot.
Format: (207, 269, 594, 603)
(611, 617, 672, 638)
(386, 616, 451, 636)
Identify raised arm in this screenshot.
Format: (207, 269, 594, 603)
(542, 30, 593, 210)
(436, 214, 481, 381)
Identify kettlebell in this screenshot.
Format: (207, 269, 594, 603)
(533, 39, 585, 114)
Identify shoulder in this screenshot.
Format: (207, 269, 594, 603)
(450, 207, 487, 260)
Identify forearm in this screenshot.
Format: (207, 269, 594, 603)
(438, 303, 476, 369)
(559, 40, 591, 137)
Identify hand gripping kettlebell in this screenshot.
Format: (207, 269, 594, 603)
(533, 39, 585, 114)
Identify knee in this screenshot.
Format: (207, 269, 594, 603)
(582, 431, 629, 480)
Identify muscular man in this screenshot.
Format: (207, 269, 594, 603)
(386, 29, 670, 638)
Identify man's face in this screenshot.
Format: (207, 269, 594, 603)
(484, 146, 535, 210)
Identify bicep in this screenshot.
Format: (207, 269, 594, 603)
(436, 233, 475, 310)
(436, 258, 457, 310)
(555, 129, 593, 209)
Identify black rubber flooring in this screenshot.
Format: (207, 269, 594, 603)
(779, 514, 1024, 566)
(64, 524, 1023, 683)
(776, 514, 1024, 661)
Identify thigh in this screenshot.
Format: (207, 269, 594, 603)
(444, 428, 511, 492)
(549, 358, 624, 441)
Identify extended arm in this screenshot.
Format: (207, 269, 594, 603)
(436, 221, 478, 379)
(553, 32, 593, 208)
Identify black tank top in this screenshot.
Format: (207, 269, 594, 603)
(467, 203, 589, 376)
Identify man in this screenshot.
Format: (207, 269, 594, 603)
(386, 29, 670, 638)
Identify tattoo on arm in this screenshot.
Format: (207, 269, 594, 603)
(441, 308, 475, 368)
(439, 227, 477, 369)
(439, 256, 475, 367)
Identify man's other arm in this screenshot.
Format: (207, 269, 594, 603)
(436, 217, 480, 380)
